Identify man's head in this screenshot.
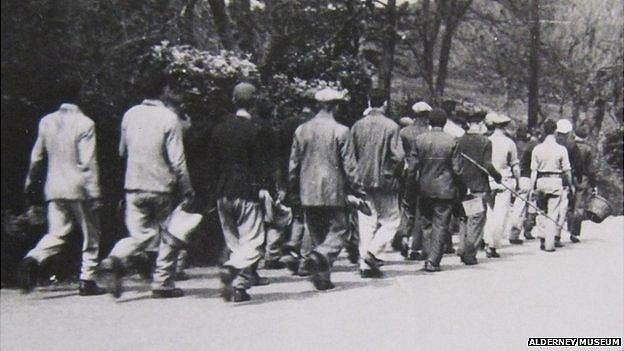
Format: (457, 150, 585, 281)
(556, 119, 573, 135)
(368, 89, 387, 111)
(575, 124, 590, 140)
(141, 74, 169, 100)
(485, 112, 511, 129)
(411, 101, 432, 119)
(543, 119, 557, 136)
(315, 87, 347, 113)
(428, 108, 447, 128)
(516, 121, 529, 141)
(232, 82, 257, 110)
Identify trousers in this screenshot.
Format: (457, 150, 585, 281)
(457, 193, 488, 260)
(358, 189, 401, 269)
(217, 197, 265, 289)
(397, 196, 423, 252)
(484, 178, 516, 248)
(420, 198, 453, 266)
(109, 192, 178, 289)
(303, 206, 348, 281)
(26, 200, 100, 281)
(570, 179, 592, 237)
(507, 177, 532, 240)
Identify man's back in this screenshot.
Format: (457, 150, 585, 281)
(351, 112, 404, 191)
(400, 122, 429, 156)
(412, 129, 462, 199)
(120, 99, 189, 194)
(290, 115, 357, 207)
(32, 104, 99, 200)
(489, 129, 519, 178)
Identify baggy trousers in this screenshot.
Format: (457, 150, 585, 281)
(570, 179, 592, 237)
(420, 198, 453, 266)
(484, 178, 516, 248)
(534, 192, 563, 251)
(109, 192, 177, 290)
(507, 177, 532, 240)
(556, 187, 570, 239)
(303, 206, 348, 281)
(457, 193, 487, 260)
(26, 200, 100, 281)
(217, 197, 265, 289)
(398, 196, 423, 252)
(358, 189, 401, 269)
(285, 207, 312, 257)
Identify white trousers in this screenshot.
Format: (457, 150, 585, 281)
(484, 178, 515, 248)
(357, 189, 401, 269)
(26, 200, 100, 281)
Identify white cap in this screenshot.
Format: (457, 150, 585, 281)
(556, 119, 573, 134)
(399, 116, 414, 127)
(411, 101, 432, 114)
(485, 111, 511, 125)
(315, 87, 348, 102)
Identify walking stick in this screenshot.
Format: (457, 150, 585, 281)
(460, 152, 566, 230)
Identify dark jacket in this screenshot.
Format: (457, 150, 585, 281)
(556, 134, 581, 185)
(406, 127, 463, 200)
(457, 132, 501, 194)
(576, 140, 596, 187)
(350, 111, 404, 191)
(210, 114, 272, 201)
(517, 137, 539, 178)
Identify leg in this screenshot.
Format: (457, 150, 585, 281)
(25, 201, 75, 264)
(230, 199, 265, 290)
(265, 227, 286, 267)
(70, 201, 101, 281)
(367, 192, 401, 259)
(463, 209, 486, 261)
(427, 199, 453, 267)
(357, 194, 379, 270)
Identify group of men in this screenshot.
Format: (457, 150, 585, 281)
(17, 80, 597, 303)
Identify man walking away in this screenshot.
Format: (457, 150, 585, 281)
(19, 103, 105, 296)
(555, 119, 581, 245)
(405, 108, 463, 272)
(210, 82, 273, 302)
(483, 112, 520, 258)
(396, 101, 432, 261)
(456, 108, 502, 265)
(288, 87, 366, 290)
(100, 80, 194, 299)
(351, 90, 404, 278)
(528, 119, 574, 252)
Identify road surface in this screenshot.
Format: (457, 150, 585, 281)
(1, 217, 623, 351)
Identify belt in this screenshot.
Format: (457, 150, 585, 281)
(537, 172, 561, 179)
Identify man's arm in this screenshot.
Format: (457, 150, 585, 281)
(483, 140, 502, 183)
(339, 128, 364, 197)
(287, 128, 303, 207)
(77, 122, 101, 199)
(166, 117, 194, 199)
(24, 120, 46, 196)
(509, 141, 521, 186)
(388, 125, 405, 177)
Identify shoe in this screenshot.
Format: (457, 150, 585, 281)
(424, 261, 441, 272)
(297, 265, 310, 277)
(509, 239, 524, 245)
(544, 248, 556, 252)
(399, 237, 409, 258)
(78, 280, 106, 296)
(360, 269, 383, 279)
(129, 252, 153, 281)
(554, 241, 564, 248)
(251, 272, 270, 286)
(282, 256, 300, 275)
(485, 247, 500, 258)
(303, 252, 329, 274)
(232, 288, 251, 302)
(407, 250, 424, 261)
(460, 256, 478, 266)
(345, 246, 359, 265)
(570, 235, 580, 243)
(363, 252, 382, 270)
(264, 260, 285, 270)
(539, 238, 545, 251)
(312, 279, 335, 291)
(444, 246, 456, 255)
(152, 288, 184, 298)
(17, 257, 39, 293)
(175, 271, 189, 281)
(99, 256, 124, 298)
(219, 265, 238, 302)
(524, 232, 536, 240)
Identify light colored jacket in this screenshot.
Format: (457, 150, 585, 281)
(288, 113, 359, 207)
(25, 103, 101, 200)
(120, 100, 192, 195)
(350, 110, 404, 191)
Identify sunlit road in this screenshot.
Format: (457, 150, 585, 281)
(2, 217, 622, 351)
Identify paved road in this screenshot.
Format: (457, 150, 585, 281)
(2, 217, 623, 351)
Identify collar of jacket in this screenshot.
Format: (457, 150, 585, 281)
(314, 111, 335, 120)
(142, 99, 164, 107)
(544, 134, 558, 144)
(431, 126, 443, 131)
(59, 103, 80, 112)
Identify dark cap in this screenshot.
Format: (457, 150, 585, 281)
(428, 108, 448, 126)
(575, 125, 590, 139)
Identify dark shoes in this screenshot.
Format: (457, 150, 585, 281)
(99, 256, 124, 298)
(232, 288, 251, 302)
(570, 235, 580, 243)
(485, 247, 500, 258)
(78, 280, 106, 296)
(460, 256, 478, 266)
(264, 260, 285, 270)
(345, 245, 359, 265)
(524, 232, 536, 240)
(18, 257, 39, 293)
(175, 271, 189, 281)
(251, 272, 270, 286)
(424, 261, 441, 272)
(219, 265, 238, 302)
(152, 288, 184, 299)
(312, 279, 335, 291)
(360, 269, 383, 279)
(304, 252, 334, 291)
(539, 238, 546, 250)
(509, 239, 524, 245)
(407, 250, 424, 261)
(554, 241, 564, 248)
(399, 237, 410, 258)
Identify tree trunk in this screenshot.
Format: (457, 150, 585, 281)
(527, 0, 540, 129)
(593, 98, 606, 136)
(435, 21, 456, 96)
(379, 0, 397, 106)
(207, 0, 235, 50)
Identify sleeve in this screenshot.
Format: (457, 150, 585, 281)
(451, 140, 464, 178)
(287, 128, 303, 206)
(349, 125, 359, 161)
(339, 128, 364, 197)
(508, 140, 519, 167)
(24, 120, 47, 192)
(166, 116, 193, 196)
(560, 147, 571, 172)
(530, 147, 538, 171)
(119, 115, 128, 157)
(388, 125, 405, 176)
(77, 122, 101, 199)
(484, 140, 501, 179)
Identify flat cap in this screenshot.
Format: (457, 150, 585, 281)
(428, 108, 448, 125)
(575, 125, 590, 139)
(232, 82, 257, 102)
(315, 87, 348, 102)
(556, 119, 573, 134)
(399, 116, 414, 127)
(411, 101, 433, 114)
(485, 111, 511, 125)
